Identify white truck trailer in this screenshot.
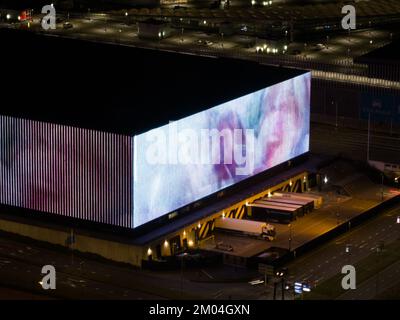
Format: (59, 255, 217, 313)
(273, 191, 323, 209)
(214, 217, 276, 241)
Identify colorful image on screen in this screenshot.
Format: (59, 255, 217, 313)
(0, 116, 133, 228)
(133, 72, 311, 227)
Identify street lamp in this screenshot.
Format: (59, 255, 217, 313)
(323, 175, 328, 184)
(345, 244, 352, 264)
(125, 11, 129, 25)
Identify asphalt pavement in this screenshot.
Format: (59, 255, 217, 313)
(284, 203, 400, 298)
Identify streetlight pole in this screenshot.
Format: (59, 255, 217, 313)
(367, 111, 371, 162)
(335, 100, 338, 129)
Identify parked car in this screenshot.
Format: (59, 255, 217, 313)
(63, 22, 73, 29)
(313, 43, 326, 51)
(196, 39, 213, 46)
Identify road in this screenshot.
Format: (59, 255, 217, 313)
(1, 197, 399, 300)
(0, 232, 277, 300)
(283, 203, 400, 298)
(1, 13, 398, 81)
(339, 259, 400, 299)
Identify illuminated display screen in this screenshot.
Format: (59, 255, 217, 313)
(0, 73, 310, 229)
(133, 72, 311, 227)
(0, 116, 133, 228)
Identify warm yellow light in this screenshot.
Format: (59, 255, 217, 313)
(164, 240, 169, 247)
(147, 248, 152, 256)
(183, 230, 186, 236)
(188, 240, 194, 247)
(197, 223, 201, 229)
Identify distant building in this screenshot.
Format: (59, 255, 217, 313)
(138, 18, 173, 40)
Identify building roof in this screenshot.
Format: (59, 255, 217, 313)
(2, 29, 307, 136)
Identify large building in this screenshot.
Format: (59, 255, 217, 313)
(0, 29, 310, 266)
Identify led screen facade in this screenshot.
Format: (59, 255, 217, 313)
(0, 116, 133, 228)
(133, 72, 311, 227)
(0, 72, 310, 230)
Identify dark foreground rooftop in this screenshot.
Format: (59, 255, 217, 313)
(1, 29, 307, 135)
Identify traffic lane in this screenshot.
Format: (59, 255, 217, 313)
(339, 258, 400, 299)
(290, 207, 400, 284)
(0, 250, 163, 300)
(0, 236, 264, 300)
(0, 240, 172, 299)
(0, 285, 54, 300)
(285, 205, 400, 286)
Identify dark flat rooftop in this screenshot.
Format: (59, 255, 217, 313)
(1, 29, 306, 135)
